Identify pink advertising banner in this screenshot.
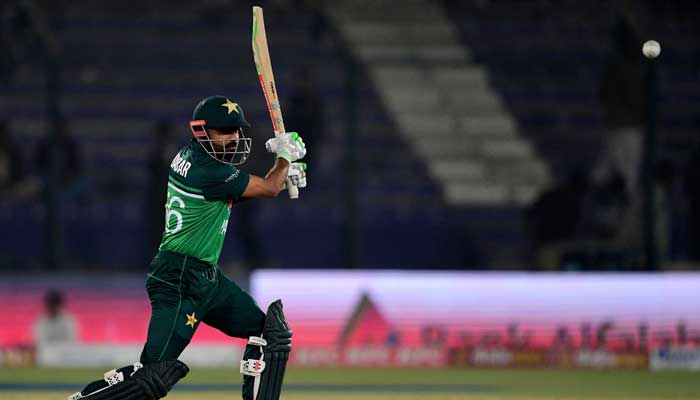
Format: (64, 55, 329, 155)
(251, 271, 700, 351)
(3, 272, 699, 355)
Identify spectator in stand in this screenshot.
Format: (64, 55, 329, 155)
(547, 326, 575, 367)
(579, 169, 629, 241)
(589, 10, 647, 265)
(595, 11, 645, 199)
(506, 321, 531, 350)
(33, 289, 78, 347)
(637, 322, 649, 352)
(580, 323, 594, 350)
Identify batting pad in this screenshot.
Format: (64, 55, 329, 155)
(68, 360, 189, 400)
(256, 300, 293, 400)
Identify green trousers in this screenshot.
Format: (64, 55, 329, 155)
(140, 250, 265, 364)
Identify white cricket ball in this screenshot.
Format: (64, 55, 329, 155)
(642, 40, 661, 59)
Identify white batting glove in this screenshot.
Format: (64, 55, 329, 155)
(283, 162, 307, 190)
(265, 132, 306, 163)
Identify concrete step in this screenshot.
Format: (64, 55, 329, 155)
(430, 66, 490, 90)
(397, 113, 518, 139)
(461, 115, 517, 136)
(357, 44, 469, 63)
(446, 91, 503, 115)
(396, 113, 456, 136)
(371, 66, 425, 84)
(383, 89, 443, 112)
(480, 138, 534, 159)
(428, 160, 486, 181)
(356, 45, 412, 62)
(443, 181, 544, 206)
(444, 182, 509, 205)
(342, 23, 403, 45)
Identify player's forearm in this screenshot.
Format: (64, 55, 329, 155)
(241, 158, 290, 198)
(263, 158, 290, 196)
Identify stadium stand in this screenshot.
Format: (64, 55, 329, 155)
(1, 1, 698, 270)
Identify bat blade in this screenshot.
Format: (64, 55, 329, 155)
(252, 6, 298, 199)
(252, 6, 285, 137)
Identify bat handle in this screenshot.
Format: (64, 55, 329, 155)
(287, 178, 299, 199)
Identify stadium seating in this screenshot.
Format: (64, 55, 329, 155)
(443, 0, 700, 172)
(2, 1, 697, 270)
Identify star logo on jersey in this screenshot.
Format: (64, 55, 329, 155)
(221, 99, 240, 114)
(185, 312, 198, 328)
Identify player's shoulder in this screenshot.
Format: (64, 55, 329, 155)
(168, 143, 202, 187)
(201, 161, 243, 184)
(171, 142, 242, 187)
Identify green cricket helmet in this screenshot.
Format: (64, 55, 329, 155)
(189, 95, 252, 165)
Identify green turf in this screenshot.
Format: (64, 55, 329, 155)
(1, 367, 698, 399)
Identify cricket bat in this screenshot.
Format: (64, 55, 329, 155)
(252, 6, 298, 199)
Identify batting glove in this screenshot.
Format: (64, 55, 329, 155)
(265, 132, 306, 163)
(283, 162, 307, 190)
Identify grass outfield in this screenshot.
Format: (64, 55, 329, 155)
(0, 367, 698, 399)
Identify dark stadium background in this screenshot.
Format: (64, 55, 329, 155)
(1, 1, 699, 398)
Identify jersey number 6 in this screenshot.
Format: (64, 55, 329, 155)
(165, 194, 185, 234)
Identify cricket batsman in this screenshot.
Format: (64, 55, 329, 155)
(68, 95, 306, 400)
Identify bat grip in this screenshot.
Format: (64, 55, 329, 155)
(287, 178, 299, 199)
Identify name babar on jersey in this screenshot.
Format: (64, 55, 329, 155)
(171, 151, 192, 178)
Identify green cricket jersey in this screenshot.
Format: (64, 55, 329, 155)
(158, 141, 250, 265)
